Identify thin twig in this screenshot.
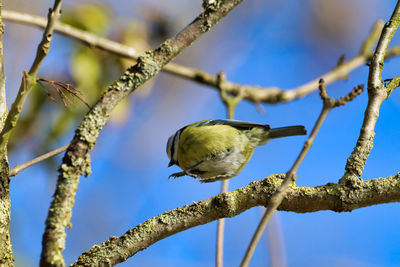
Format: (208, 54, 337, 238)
(240, 80, 364, 266)
(341, 1, 400, 185)
(41, 2, 245, 266)
(216, 180, 228, 267)
(37, 78, 91, 109)
(3, 10, 139, 60)
(9, 144, 69, 177)
(359, 20, 384, 56)
(0, 2, 64, 152)
(265, 212, 287, 267)
(216, 71, 242, 267)
(3, 10, 392, 105)
(72, 171, 400, 266)
(386, 75, 400, 95)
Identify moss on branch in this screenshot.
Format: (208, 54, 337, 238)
(71, 173, 400, 266)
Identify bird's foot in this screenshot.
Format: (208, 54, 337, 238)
(168, 171, 198, 180)
(168, 171, 186, 179)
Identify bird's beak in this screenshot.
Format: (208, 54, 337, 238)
(168, 159, 177, 167)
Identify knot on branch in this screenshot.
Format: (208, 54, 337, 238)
(339, 173, 364, 188)
(212, 191, 239, 218)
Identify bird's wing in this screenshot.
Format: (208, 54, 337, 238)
(196, 119, 270, 131)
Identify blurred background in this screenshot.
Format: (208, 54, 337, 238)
(3, 0, 400, 266)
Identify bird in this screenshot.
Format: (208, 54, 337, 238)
(166, 119, 306, 183)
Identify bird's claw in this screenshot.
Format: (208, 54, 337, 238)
(168, 171, 186, 179)
(169, 170, 199, 180)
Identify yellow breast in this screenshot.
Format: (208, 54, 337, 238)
(177, 125, 245, 170)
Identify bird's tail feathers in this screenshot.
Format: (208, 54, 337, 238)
(268, 125, 307, 139)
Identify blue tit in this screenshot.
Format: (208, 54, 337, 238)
(166, 119, 306, 183)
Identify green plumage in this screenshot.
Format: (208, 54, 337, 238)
(167, 119, 306, 182)
(178, 124, 251, 172)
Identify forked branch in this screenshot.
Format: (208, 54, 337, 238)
(240, 80, 364, 266)
(0, 1, 64, 151)
(342, 1, 400, 185)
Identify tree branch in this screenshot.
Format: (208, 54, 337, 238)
(216, 180, 228, 267)
(9, 144, 69, 177)
(3, 11, 394, 105)
(2, 10, 139, 60)
(40, 1, 245, 266)
(358, 19, 384, 56)
(71, 173, 400, 266)
(0, 2, 13, 265)
(240, 80, 364, 266)
(342, 1, 400, 185)
(0, 1, 63, 152)
(0, 5, 4, 129)
(386, 75, 400, 95)
(216, 71, 242, 267)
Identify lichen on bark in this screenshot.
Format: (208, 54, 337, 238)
(72, 173, 400, 266)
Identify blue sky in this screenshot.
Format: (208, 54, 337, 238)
(4, 0, 400, 266)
